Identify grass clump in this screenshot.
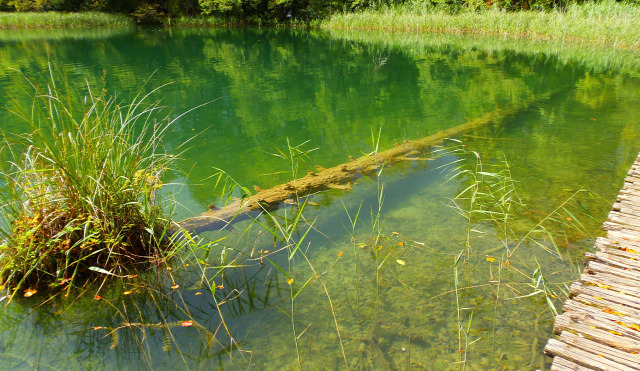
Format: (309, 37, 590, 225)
(0, 11, 133, 29)
(0, 68, 179, 297)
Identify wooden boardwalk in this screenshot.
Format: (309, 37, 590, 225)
(544, 154, 640, 370)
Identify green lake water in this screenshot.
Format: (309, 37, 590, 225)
(1, 27, 640, 370)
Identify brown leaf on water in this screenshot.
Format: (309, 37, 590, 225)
(23, 288, 37, 297)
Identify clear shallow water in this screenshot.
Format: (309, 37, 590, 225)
(1, 28, 640, 370)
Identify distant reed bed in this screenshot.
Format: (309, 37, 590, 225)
(321, 1, 640, 49)
(0, 11, 133, 28)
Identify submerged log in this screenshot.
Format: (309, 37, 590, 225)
(179, 93, 551, 233)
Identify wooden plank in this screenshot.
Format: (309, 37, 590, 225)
(607, 230, 640, 244)
(553, 315, 640, 353)
(604, 221, 640, 234)
(595, 236, 640, 253)
(580, 273, 640, 298)
(559, 331, 640, 369)
(570, 281, 640, 310)
(563, 299, 640, 326)
(582, 267, 640, 290)
(551, 357, 596, 371)
(573, 294, 640, 320)
(587, 251, 640, 273)
(607, 212, 640, 229)
(594, 242, 640, 261)
(586, 261, 640, 287)
(584, 261, 640, 287)
(544, 339, 637, 371)
(555, 312, 640, 342)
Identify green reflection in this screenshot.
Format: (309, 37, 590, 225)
(0, 27, 639, 370)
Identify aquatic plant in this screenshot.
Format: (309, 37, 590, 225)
(0, 67, 184, 298)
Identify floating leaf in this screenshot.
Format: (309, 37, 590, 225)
(216, 285, 224, 290)
(337, 251, 343, 257)
(94, 295, 102, 300)
(93, 326, 104, 330)
(397, 242, 405, 246)
(287, 278, 294, 285)
(23, 288, 37, 297)
(167, 267, 172, 271)
(195, 292, 202, 296)
(485, 257, 495, 262)
(171, 284, 179, 289)
(396, 259, 406, 266)
(181, 321, 194, 327)
(123, 291, 133, 295)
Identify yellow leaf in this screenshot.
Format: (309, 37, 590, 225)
(595, 282, 612, 290)
(216, 285, 224, 290)
(602, 308, 623, 316)
(397, 242, 405, 246)
(23, 288, 37, 297)
(94, 295, 102, 300)
(171, 284, 179, 289)
(123, 290, 133, 295)
(181, 320, 194, 327)
(287, 278, 294, 285)
(195, 292, 202, 296)
(93, 326, 104, 330)
(337, 251, 343, 257)
(609, 330, 623, 336)
(485, 257, 495, 262)
(594, 296, 604, 300)
(396, 259, 406, 266)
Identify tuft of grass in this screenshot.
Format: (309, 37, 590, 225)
(0, 67, 181, 297)
(321, 0, 640, 50)
(0, 11, 133, 29)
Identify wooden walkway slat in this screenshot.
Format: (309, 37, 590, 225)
(544, 154, 640, 369)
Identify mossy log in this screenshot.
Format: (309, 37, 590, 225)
(179, 93, 550, 233)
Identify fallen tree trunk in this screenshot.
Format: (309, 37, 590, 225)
(179, 93, 550, 233)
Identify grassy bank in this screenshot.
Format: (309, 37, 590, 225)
(0, 11, 133, 28)
(321, 1, 640, 50)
